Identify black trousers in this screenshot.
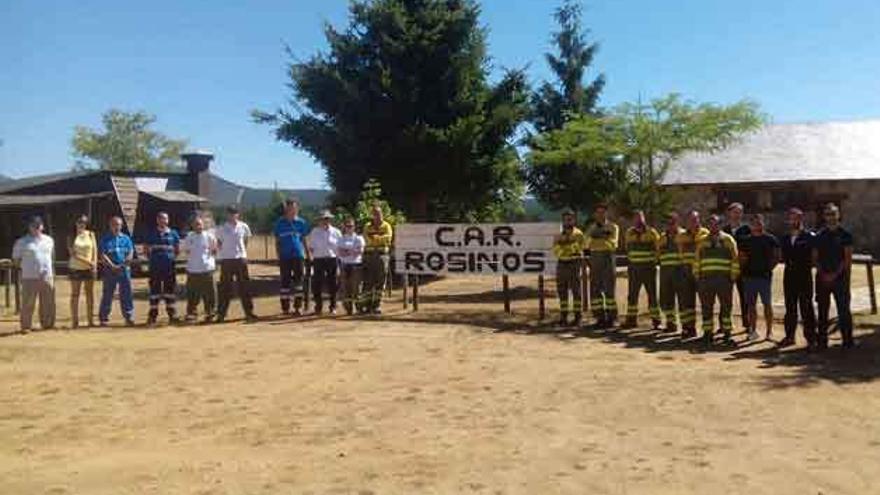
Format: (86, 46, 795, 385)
(816, 274, 853, 347)
(311, 257, 339, 311)
(148, 268, 177, 318)
(783, 268, 816, 343)
(217, 259, 254, 318)
(279, 257, 305, 312)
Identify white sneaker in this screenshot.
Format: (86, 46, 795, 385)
(748, 330, 760, 341)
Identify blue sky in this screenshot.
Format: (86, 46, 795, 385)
(2, 0, 879, 189)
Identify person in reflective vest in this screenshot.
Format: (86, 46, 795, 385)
(361, 204, 394, 315)
(144, 211, 180, 326)
(622, 210, 661, 329)
(695, 214, 740, 345)
(552, 208, 586, 326)
(658, 212, 686, 334)
(677, 211, 708, 338)
(585, 203, 620, 328)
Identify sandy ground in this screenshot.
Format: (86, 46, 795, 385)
(1, 266, 879, 494)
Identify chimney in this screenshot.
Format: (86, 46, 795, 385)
(181, 151, 214, 200)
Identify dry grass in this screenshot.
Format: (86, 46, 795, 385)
(1, 267, 879, 494)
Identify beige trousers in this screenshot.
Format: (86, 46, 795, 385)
(21, 278, 56, 331)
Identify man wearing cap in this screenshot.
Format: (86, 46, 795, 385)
(308, 210, 342, 315)
(362, 204, 393, 315)
(552, 208, 586, 326)
(723, 202, 751, 329)
(215, 205, 257, 323)
(779, 207, 816, 348)
(274, 198, 310, 316)
(622, 210, 661, 330)
(143, 211, 181, 326)
(12, 216, 56, 333)
(812, 203, 854, 349)
(585, 203, 619, 328)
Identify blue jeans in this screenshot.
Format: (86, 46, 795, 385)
(100, 269, 134, 322)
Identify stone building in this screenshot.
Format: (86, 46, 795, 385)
(663, 120, 880, 255)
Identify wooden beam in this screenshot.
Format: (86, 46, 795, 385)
(502, 275, 511, 314)
(538, 275, 545, 321)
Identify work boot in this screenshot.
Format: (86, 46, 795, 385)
(621, 317, 637, 329)
(682, 326, 696, 339)
(557, 312, 568, 326)
(702, 331, 714, 346)
(571, 312, 582, 327)
(778, 336, 795, 348)
(665, 323, 678, 334)
(651, 319, 662, 331)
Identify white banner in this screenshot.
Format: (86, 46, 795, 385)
(394, 223, 559, 275)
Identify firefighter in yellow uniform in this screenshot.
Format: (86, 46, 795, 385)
(657, 212, 686, 333)
(622, 210, 661, 329)
(586, 203, 619, 328)
(694, 214, 740, 345)
(361, 204, 394, 315)
(677, 211, 709, 338)
(552, 209, 586, 326)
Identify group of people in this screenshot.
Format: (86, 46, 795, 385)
(9, 200, 394, 333)
(552, 202, 855, 350)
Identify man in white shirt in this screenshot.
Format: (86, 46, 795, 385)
(183, 214, 218, 323)
(214, 206, 257, 323)
(337, 217, 365, 315)
(307, 210, 342, 315)
(12, 216, 56, 332)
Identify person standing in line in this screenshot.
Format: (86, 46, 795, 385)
(12, 216, 56, 333)
(552, 208, 586, 327)
(741, 214, 781, 341)
(68, 214, 98, 328)
(274, 198, 310, 316)
(215, 206, 257, 323)
(98, 216, 135, 326)
(337, 217, 365, 316)
(723, 202, 752, 329)
(622, 210, 661, 330)
(183, 214, 218, 323)
(361, 204, 394, 315)
(657, 212, 686, 334)
(677, 211, 709, 338)
(308, 210, 342, 315)
(812, 203, 854, 350)
(585, 203, 619, 329)
(779, 208, 817, 348)
(143, 212, 181, 326)
(695, 214, 739, 346)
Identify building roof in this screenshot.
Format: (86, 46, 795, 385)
(143, 190, 208, 203)
(0, 168, 190, 194)
(663, 119, 880, 186)
(0, 192, 113, 207)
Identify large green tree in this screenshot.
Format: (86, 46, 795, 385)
(254, 0, 529, 221)
(527, 94, 766, 220)
(525, 0, 606, 213)
(71, 109, 187, 171)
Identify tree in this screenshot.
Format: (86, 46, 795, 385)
(527, 94, 766, 220)
(72, 109, 187, 171)
(525, 0, 606, 213)
(530, 0, 605, 134)
(254, 0, 529, 221)
(334, 178, 405, 230)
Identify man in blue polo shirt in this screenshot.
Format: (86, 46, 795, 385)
(812, 203, 854, 350)
(99, 216, 135, 326)
(274, 198, 310, 316)
(143, 211, 181, 325)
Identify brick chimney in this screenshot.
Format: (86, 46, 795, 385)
(181, 151, 214, 200)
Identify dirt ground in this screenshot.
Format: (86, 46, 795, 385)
(1, 265, 879, 494)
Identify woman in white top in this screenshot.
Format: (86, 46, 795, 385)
(12, 216, 56, 333)
(183, 214, 218, 323)
(336, 217, 365, 315)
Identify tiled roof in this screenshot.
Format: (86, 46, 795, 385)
(663, 120, 880, 185)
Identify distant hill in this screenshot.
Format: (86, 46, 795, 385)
(208, 174, 331, 208)
(0, 173, 11, 183)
